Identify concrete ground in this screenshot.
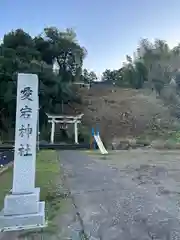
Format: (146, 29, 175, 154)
(60, 150, 180, 240)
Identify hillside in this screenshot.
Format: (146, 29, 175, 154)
(73, 85, 178, 145)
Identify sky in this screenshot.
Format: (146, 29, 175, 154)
(1, 0, 180, 76)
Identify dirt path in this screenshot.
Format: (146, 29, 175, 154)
(60, 150, 180, 240)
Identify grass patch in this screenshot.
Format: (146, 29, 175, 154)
(0, 167, 13, 209)
(166, 130, 180, 143)
(35, 150, 62, 221)
(20, 150, 71, 238)
(136, 129, 180, 149)
(0, 150, 69, 237)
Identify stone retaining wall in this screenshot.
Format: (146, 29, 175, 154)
(111, 139, 180, 150)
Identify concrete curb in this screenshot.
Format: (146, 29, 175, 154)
(0, 143, 90, 150)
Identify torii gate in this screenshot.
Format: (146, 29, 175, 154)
(46, 113, 84, 144)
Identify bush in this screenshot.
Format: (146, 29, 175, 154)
(78, 125, 91, 143)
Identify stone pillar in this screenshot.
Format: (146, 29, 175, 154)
(74, 121, 78, 144)
(50, 120, 55, 144)
(0, 73, 46, 232)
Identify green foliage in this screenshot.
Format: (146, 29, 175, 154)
(0, 167, 13, 209)
(82, 68, 97, 83)
(102, 69, 121, 84)
(102, 62, 147, 89)
(102, 38, 180, 93)
(78, 125, 91, 143)
(0, 27, 86, 137)
(152, 79, 165, 95)
(175, 72, 180, 88)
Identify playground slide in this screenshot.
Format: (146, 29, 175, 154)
(94, 134, 108, 155)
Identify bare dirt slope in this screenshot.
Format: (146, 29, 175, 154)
(74, 85, 177, 144)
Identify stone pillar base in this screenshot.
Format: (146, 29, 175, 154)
(0, 202, 46, 232)
(4, 188, 40, 216)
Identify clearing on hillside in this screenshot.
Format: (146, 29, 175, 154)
(73, 85, 178, 145)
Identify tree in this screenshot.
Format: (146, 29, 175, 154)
(0, 27, 86, 137)
(82, 69, 97, 83)
(102, 69, 121, 84)
(35, 27, 86, 82)
(102, 69, 114, 82)
(102, 59, 147, 89)
(135, 38, 180, 94)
